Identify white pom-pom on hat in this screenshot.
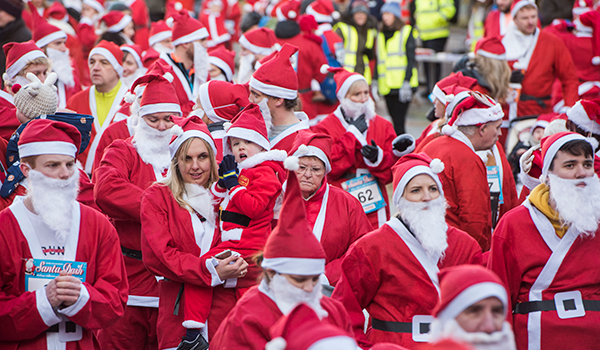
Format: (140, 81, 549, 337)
(272, 43, 282, 51)
(124, 91, 137, 104)
(265, 337, 287, 350)
(243, 3, 253, 12)
(445, 94, 454, 103)
(175, 2, 183, 10)
(284, 155, 299, 171)
(170, 124, 184, 137)
(592, 56, 600, 66)
(430, 158, 445, 174)
(319, 64, 330, 74)
(163, 72, 174, 83)
(587, 136, 599, 150)
(166, 17, 175, 27)
(223, 121, 232, 131)
(288, 10, 296, 18)
(332, 11, 340, 19)
(297, 144, 308, 154)
(441, 124, 455, 136)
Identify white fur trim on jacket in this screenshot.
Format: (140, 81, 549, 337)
(392, 133, 416, 158)
(238, 149, 288, 169)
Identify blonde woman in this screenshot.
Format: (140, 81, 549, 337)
(140, 116, 248, 350)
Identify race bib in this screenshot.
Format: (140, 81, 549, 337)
(341, 174, 386, 214)
(487, 166, 504, 204)
(25, 259, 87, 292)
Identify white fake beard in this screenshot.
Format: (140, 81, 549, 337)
(47, 48, 75, 87)
(193, 41, 209, 96)
(398, 196, 449, 261)
(26, 169, 80, 244)
(430, 318, 516, 350)
(121, 67, 147, 89)
(11, 75, 31, 88)
(269, 273, 328, 319)
(547, 173, 600, 237)
(340, 97, 376, 121)
(237, 53, 255, 84)
(153, 43, 174, 54)
(258, 97, 273, 133)
(184, 183, 216, 224)
(132, 118, 172, 171)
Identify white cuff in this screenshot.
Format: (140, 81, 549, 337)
(57, 284, 90, 317)
(182, 320, 205, 329)
(206, 258, 225, 287)
(392, 134, 415, 158)
(210, 182, 227, 198)
(36, 287, 62, 326)
(519, 170, 541, 190)
(224, 278, 238, 288)
(346, 125, 368, 146)
(364, 147, 384, 167)
(229, 186, 246, 200)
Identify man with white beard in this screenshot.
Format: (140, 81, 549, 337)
(33, 20, 82, 108)
(331, 153, 482, 349)
(429, 265, 517, 350)
(489, 131, 600, 350)
(0, 119, 128, 349)
(93, 72, 182, 350)
(152, 11, 209, 116)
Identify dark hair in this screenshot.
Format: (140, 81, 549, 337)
(549, 139, 594, 170)
(380, 15, 404, 32)
(284, 98, 298, 111)
(241, 11, 262, 33)
(97, 32, 126, 46)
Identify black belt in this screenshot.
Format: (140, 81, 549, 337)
(298, 88, 311, 94)
(121, 247, 143, 261)
(371, 318, 430, 334)
(514, 300, 600, 314)
(220, 210, 251, 227)
(47, 321, 77, 333)
(520, 94, 551, 108)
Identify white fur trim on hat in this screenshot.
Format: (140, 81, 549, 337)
(293, 145, 331, 174)
(198, 82, 223, 123)
(431, 84, 445, 104)
(567, 100, 600, 134)
(436, 282, 508, 323)
(453, 103, 504, 127)
(149, 30, 172, 47)
(511, 0, 537, 17)
(121, 45, 143, 69)
(261, 257, 326, 275)
(337, 74, 366, 100)
(36, 30, 67, 49)
(83, 0, 105, 14)
(541, 133, 587, 180)
(107, 14, 132, 32)
(170, 130, 217, 159)
(476, 49, 506, 60)
(249, 76, 298, 100)
(392, 165, 444, 209)
(265, 337, 287, 350)
(139, 103, 182, 117)
(306, 3, 334, 23)
(223, 127, 271, 155)
(208, 56, 233, 81)
(172, 27, 209, 46)
(6, 50, 47, 80)
(239, 34, 273, 56)
(19, 141, 78, 159)
(89, 47, 123, 76)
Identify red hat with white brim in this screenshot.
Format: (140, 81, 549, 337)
(510, 0, 537, 18)
(18, 118, 81, 158)
(33, 21, 67, 49)
(208, 46, 235, 82)
(540, 131, 590, 180)
(305, 0, 340, 23)
(391, 152, 444, 208)
(101, 11, 132, 32)
(430, 72, 478, 104)
(566, 98, 600, 134)
(239, 27, 277, 56)
(441, 90, 504, 136)
(121, 44, 144, 69)
(475, 36, 506, 60)
(250, 43, 299, 100)
(131, 72, 182, 117)
(171, 12, 209, 46)
(322, 65, 366, 101)
(288, 130, 333, 174)
(2, 41, 47, 80)
(149, 20, 172, 47)
(197, 80, 249, 122)
(223, 103, 270, 155)
(89, 40, 124, 76)
(169, 115, 217, 159)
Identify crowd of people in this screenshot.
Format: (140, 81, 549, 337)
(1, 0, 600, 349)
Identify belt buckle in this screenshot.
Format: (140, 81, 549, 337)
(411, 315, 433, 342)
(554, 290, 586, 319)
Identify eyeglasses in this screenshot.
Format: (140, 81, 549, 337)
(297, 165, 324, 176)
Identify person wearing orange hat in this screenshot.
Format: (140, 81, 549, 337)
(332, 153, 481, 349)
(0, 118, 128, 350)
(211, 166, 353, 350)
(489, 131, 600, 350)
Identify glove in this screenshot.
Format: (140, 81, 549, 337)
(392, 134, 415, 157)
(371, 81, 380, 102)
(347, 114, 368, 133)
(519, 144, 540, 175)
(398, 81, 413, 103)
(219, 155, 239, 190)
(361, 140, 379, 163)
(510, 70, 525, 84)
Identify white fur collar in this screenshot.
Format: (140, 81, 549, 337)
(238, 149, 287, 170)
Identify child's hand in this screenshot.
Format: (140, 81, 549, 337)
(219, 155, 239, 189)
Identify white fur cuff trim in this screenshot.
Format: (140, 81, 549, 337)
(36, 287, 62, 326)
(519, 170, 541, 190)
(206, 257, 225, 286)
(346, 124, 367, 146)
(364, 146, 384, 167)
(57, 284, 90, 317)
(392, 134, 416, 158)
(182, 320, 205, 329)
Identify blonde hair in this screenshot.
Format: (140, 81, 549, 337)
(161, 137, 219, 211)
(18, 57, 50, 77)
(473, 54, 510, 104)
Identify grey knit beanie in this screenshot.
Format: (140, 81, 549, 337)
(14, 72, 58, 120)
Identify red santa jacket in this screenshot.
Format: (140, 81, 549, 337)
(92, 119, 133, 172)
(76, 17, 97, 54)
(210, 280, 354, 350)
(0, 91, 19, 142)
(332, 218, 482, 349)
(129, 0, 150, 50)
(483, 9, 510, 38)
(0, 201, 128, 350)
(311, 108, 396, 229)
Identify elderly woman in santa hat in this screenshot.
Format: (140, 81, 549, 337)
(140, 116, 248, 350)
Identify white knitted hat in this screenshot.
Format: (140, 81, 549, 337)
(14, 72, 58, 120)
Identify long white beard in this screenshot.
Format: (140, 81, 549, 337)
(340, 97, 376, 121)
(237, 53, 255, 84)
(153, 43, 174, 54)
(132, 118, 172, 171)
(398, 196, 449, 261)
(547, 174, 600, 236)
(26, 169, 80, 244)
(430, 318, 516, 350)
(47, 48, 75, 87)
(121, 67, 147, 89)
(257, 97, 273, 133)
(184, 183, 216, 224)
(193, 42, 209, 98)
(269, 273, 328, 319)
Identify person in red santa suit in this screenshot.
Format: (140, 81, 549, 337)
(122, 0, 150, 50)
(200, 0, 233, 49)
(248, 43, 311, 153)
(1, 41, 49, 141)
(152, 11, 210, 116)
(484, 0, 513, 38)
(0, 119, 128, 350)
(120, 43, 147, 89)
(97, 10, 136, 46)
(92, 72, 182, 350)
(429, 265, 517, 350)
(306, 0, 343, 58)
(194, 79, 250, 161)
(502, 0, 578, 117)
(149, 20, 173, 54)
(489, 131, 600, 350)
(237, 27, 278, 84)
(331, 153, 482, 349)
(66, 40, 128, 174)
(311, 67, 396, 229)
(283, 130, 372, 286)
(76, 0, 105, 53)
(140, 116, 249, 350)
(208, 46, 235, 82)
(210, 168, 354, 350)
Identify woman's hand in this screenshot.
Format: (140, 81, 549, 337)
(215, 255, 249, 280)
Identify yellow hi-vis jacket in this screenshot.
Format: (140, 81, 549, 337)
(376, 25, 419, 96)
(334, 22, 377, 84)
(414, 0, 456, 41)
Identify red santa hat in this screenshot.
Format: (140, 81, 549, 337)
(323, 66, 366, 101)
(149, 20, 172, 47)
(540, 131, 590, 180)
(169, 115, 217, 159)
(530, 113, 556, 133)
(287, 130, 333, 174)
(573, 0, 593, 15)
(441, 90, 504, 136)
(101, 11, 132, 32)
(510, 0, 537, 18)
(250, 43, 299, 100)
(223, 103, 270, 155)
(18, 118, 81, 159)
(430, 72, 478, 104)
(579, 11, 600, 65)
(474, 36, 505, 60)
(265, 304, 357, 350)
(164, 1, 184, 25)
(89, 40, 124, 77)
(305, 0, 340, 23)
(566, 98, 600, 134)
(121, 44, 143, 69)
(131, 72, 182, 117)
(197, 80, 250, 122)
(83, 0, 105, 14)
(432, 265, 508, 323)
(239, 27, 277, 56)
(46, 1, 69, 22)
(273, 0, 301, 21)
(142, 47, 160, 68)
(33, 21, 67, 49)
(2, 41, 47, 80)
(208, 46, 235, 81)
(391, 153, 445, 208)
(261, 165, 327, 275)
(171, 12, 209, 46)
